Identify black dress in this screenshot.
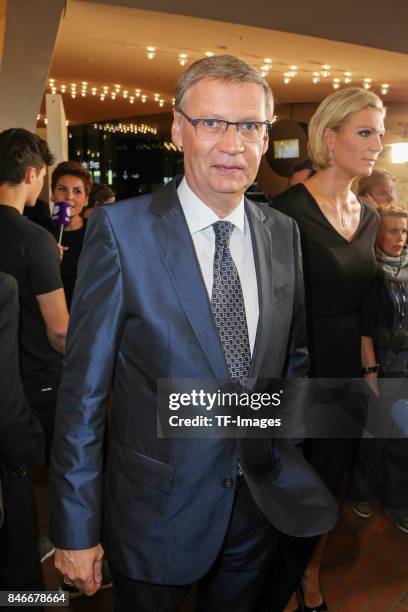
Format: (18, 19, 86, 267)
(274, 183, 379, 493)
(60, 223, 87, 311)
(262, 184, 379, 611)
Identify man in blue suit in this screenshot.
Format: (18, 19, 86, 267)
(50, 55, 336, 611)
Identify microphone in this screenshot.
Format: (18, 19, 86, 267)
(391, 399, 408, 437)
(51, 201, 71, 244)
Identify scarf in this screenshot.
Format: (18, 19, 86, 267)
(375, 246, 408, 281)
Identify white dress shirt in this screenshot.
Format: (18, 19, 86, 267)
(177, 177, 259, 354)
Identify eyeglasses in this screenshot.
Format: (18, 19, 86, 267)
(177, 109, 271, 143)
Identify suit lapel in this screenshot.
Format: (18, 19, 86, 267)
(151, 181, 229, 380)
(246, 200, 274, 381)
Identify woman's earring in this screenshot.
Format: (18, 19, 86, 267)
(328, 149, 334, 164)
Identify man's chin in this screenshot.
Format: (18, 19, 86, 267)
(210, 176, 249, 196)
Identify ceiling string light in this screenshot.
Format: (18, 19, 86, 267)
(178, 53, 188, 66)
(92, 121, 158, 135)
(164, 141, 180, 151)
(288, 64, 298, 78)
(47, 79, 174, 107)
(261, 58, 272, 73)
(321, 64, 331, 78)
(46, 57, 392, 113)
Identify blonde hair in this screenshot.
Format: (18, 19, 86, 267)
(175, 54, 274, 120)
(308, 87, 385, 169)
(377, 203, 408, 219)
(358, 168, 395, 196)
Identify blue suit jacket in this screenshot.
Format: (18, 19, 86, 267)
(50, 179, 337, 584)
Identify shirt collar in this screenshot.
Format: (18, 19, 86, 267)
(177, 176, 246, 236)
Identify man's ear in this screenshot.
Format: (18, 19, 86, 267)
(24, 166, 37, 185)
(262, 133, 269, 155)
(171, 109, 183, 149)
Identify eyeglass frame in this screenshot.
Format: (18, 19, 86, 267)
(176, 108, 272, 142)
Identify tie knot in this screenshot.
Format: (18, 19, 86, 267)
(212, 220, 234, 247)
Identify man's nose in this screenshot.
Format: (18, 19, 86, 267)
(218, 124, 245, 151)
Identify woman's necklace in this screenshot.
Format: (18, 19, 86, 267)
(340, 208, 347, 229)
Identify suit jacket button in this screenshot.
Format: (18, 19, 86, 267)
(223, 477, 234, 488)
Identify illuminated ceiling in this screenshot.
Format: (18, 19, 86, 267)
(41, 0, 408, 125)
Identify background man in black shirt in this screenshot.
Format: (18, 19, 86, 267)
(0, 271, 45, 592)
(0, 128, 69, 460)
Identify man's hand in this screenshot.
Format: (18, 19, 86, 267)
(54, 544, 104, 596)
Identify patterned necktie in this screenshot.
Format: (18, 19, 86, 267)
(211, 220, 251, 385)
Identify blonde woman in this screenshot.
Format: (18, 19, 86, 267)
(350, 205, 408, 534)
(274, 87, 385, 612)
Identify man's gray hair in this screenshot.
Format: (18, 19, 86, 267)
(175, 54, 274, 120)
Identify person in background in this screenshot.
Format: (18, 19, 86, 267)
(358, 168, 397, 207)
(51, 161, 92, 310)
(268, 159, 315, 208)
(84, 183, 115, 219)
(289, 158, 316, 186)
(0, 128, 68, 463)
(350, 204, 408, 534)
(0, 272, 45, 594)
(274, 87, 385, 612)
(24, 197, 55, 235)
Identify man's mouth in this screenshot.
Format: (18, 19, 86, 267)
(213, 165, 244, 174)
